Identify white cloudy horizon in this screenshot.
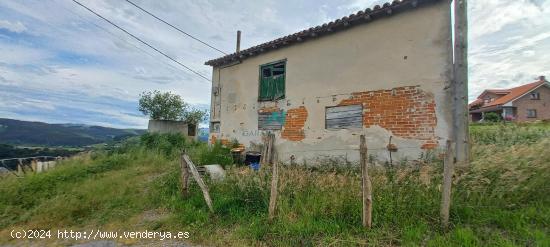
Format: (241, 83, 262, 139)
(0, 0, 548, 129)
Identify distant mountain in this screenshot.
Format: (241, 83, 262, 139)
(0, 118, 146, 147)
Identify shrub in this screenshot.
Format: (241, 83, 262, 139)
(483, 112, 501, 122)
(189, 141, 233, 168)
(470, 123, 550, 145)
(139, 133, 187, 156)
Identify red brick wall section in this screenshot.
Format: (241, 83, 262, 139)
(339, 86, 438, 149)
(210, 135, 231, 146)
(512, 85, 550, 122)
(281, 106, 308, 141)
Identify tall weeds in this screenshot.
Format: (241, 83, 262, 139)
(1, 125, 549, 246)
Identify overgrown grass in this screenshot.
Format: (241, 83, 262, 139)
(1, 128, 549, 246)
(470, 122, 550, 145)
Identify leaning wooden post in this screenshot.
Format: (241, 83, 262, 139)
(183, 154, 214, 212)
(268, 133, 279, 221)
(360, 135, 372, 228)
(440, 140, 455, 229)
(180, 152, 190, 197)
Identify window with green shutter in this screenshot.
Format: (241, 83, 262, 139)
(259, 61, 286, 101)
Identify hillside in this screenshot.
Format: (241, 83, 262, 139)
(0, 124, 548, 246)
(0, 118, 145, 147)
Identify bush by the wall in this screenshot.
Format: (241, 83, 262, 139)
(189, 142, 233, 168)
(483, 112, 501, 122)
(139, 133, 187, 156)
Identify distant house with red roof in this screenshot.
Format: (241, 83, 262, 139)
(469, 76, 550, 122)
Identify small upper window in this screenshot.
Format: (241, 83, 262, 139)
(527, 109, 537, 118)
(259, 61, 286, 101)
(210, 122, 220, 133)
(530, 92, 540, 100)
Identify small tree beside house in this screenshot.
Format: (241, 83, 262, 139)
(139, 90, 207, 138)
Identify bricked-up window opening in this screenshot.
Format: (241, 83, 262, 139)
(259, 60, 285, 101)
(530, 92, 540, 100)
(527, 109, 537, 118)
(325, 105, 363, 129)
(258, 111, 285, 130)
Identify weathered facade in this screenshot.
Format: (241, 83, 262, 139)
(206, 0, 454, 163)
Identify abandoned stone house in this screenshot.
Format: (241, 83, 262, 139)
(469, 76, 550, 122)
(205, 0, 456, 163)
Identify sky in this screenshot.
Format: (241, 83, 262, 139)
(0, 0, 548, 129)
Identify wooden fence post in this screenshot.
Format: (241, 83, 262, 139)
(268, 133, 279, 220)
(180, 152, 190, 197)
(183, 154, 214, 212)
(440, 140, 455, 229)
(31, 159, 37, 173)
(261, 132, 274, 166)
(267, 133, 279, 221)
(360, 135, 372, 228)
(17, 159, 26, 175)
(268, 161, 279, 220)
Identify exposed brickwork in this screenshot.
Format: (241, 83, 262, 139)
(513, 85, 550, 122)
(339, 86, 438, 149)
(221, 139, 231, 146)
(210, 135, 217, 144)
(281, 106, 308, 141)
(421, 140, 438, 150)
(210, 135, 231, 146)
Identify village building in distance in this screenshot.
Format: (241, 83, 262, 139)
(469, 76, 550, 122)
(205, 0, 457, 163)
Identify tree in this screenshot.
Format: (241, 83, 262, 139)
(182, 108, 208, 126)
(138, 91, 188, 121)
(138, 91, 208, 125)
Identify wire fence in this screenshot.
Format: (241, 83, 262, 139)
(0, 156, 67, 176)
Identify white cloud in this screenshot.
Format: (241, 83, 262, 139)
(0, 43, 52, 64)
(0, 0, 549, 126)
(468, 0, 550, 101)
(0, 19, 26, 33)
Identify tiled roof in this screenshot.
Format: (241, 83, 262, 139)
(485, 89, 511, 95)
(468, 98, 483, 108)
(205, 0, 441, 67)
(476, 79, 547, 109)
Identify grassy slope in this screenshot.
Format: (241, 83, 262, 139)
(1, 125, 549, 246)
